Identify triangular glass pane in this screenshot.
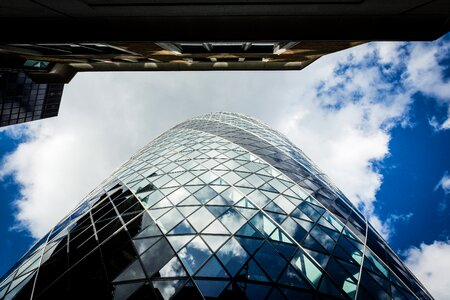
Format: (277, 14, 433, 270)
(199, 171, 219, 184)
(167, 235, 195, 252)
(266, 211, 287, 224)
(202, 219, 230, 235)
(136, 182, 156, 194)
(338, 259, 360, 281)
(188, 207, 216, 232)
(179, 237, 212, 274)
(210, 185, 229, 194)
(290, 208, 313, 222)
(171, 280, 203, 300)
(278, 265, 309, 289)
(178, 196, 201, 206)
(134, 224, 162, 239)
(175, 172, 195, 185)
(235, 223, 263, 238)
(235, 198, 256, 209)
(186, 177, 205, 186)
(202, 235, 229, 252)
(260, 183, 278, 193)
(193, 186, 218, 204)
(320, 225, 341, 242)
(113, 260, 146, 282)
(157, 208, 184, 233)
(153, 279, 186, 300)
(304, 248, 329, 269)
(140, 238, 175, 277)
(235, 186, 254, 196)
(207, 195, 229, 206)
(249, 212, 277, 237)
(319, 275, 346, 299)
(270, 228, 294, 244)
(148, 207, 171, 219)
(113, 282, 144, 300)
(206, 205, 229, 218)
(301, 234, 327, 253)
(234, 207, 257, 220)
(264, 201, 285, 214)
(141, 191, 165, 209)
(247, 190, 271, 207)
(160, 187, 178, 196)
(235, 237, 263, 255)
(218, 208, 247, 234)
(162, 179, 179, 188)
(221, 188, 244, 205)
(210, 177, 228, 185)
(254, 243, 287, 281)
(195, 256, 229, 278)
(241, 283, 271, 299)
(291, 250, 322, 287)
(153, 256, 187, 278)
(152, 198, 173, 209)
(272, 241, 297, 261)
(194, 280, 229, 298)
(177, 206, 200, 218)
(169, 220, 196, 235)
(133, 237, 161, 254)
(167, 187, 190, 205)
(235, 179, 254, 188)
(217, 238, 249, 276)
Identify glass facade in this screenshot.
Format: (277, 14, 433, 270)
(0, 71, 63, 127)
(0, 112, 433, 299)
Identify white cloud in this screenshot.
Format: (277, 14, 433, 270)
(435, 172, 450, 194)
(0, 34, 449, 241)
(404, 240, 450, 300)
(434, 172, 450, 211)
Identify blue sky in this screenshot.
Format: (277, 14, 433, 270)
(0, 33, 450, 298)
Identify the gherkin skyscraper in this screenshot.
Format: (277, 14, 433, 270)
(0, 112, 432, 300)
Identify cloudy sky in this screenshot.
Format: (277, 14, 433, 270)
(1, 33, 450, 298)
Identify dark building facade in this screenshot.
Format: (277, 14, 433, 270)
(0, 112, 433, 299)
(0, 71, 63, 127)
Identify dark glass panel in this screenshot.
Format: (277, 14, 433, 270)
(179, 237, 212, 275)
(113, 260, 146, 282)
(234, 237, 263, 255)
(153, 256, 188, 278)
(278, 265, 309, 289)
(171, 280, 203, 300)
(216, 238, 249, 277)
(195, 256, 229, 278)
(194, 279, 229, 299)
(112, 282, 144, 300)
(134, 237, 161, 255)
(254, 243, 287, 281)
(100, 230, 138, 280)
(169, 220, 196, 235)
(140, 238, 175, 277)
(318, 275, 346, 299)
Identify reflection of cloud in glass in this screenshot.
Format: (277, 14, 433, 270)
(219, 209, 246, 233)
(178, 237, 212, 274)
(153, 280, 180, 300)
(188, 207, 215, 232)
(219, 237, 246, 258)
(158, 257, 186, 277)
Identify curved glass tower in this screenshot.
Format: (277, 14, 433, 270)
(0, 112, 432, 299)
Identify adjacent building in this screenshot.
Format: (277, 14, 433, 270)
(0, 71, 63, 127)
(0, 112, 433, 299)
